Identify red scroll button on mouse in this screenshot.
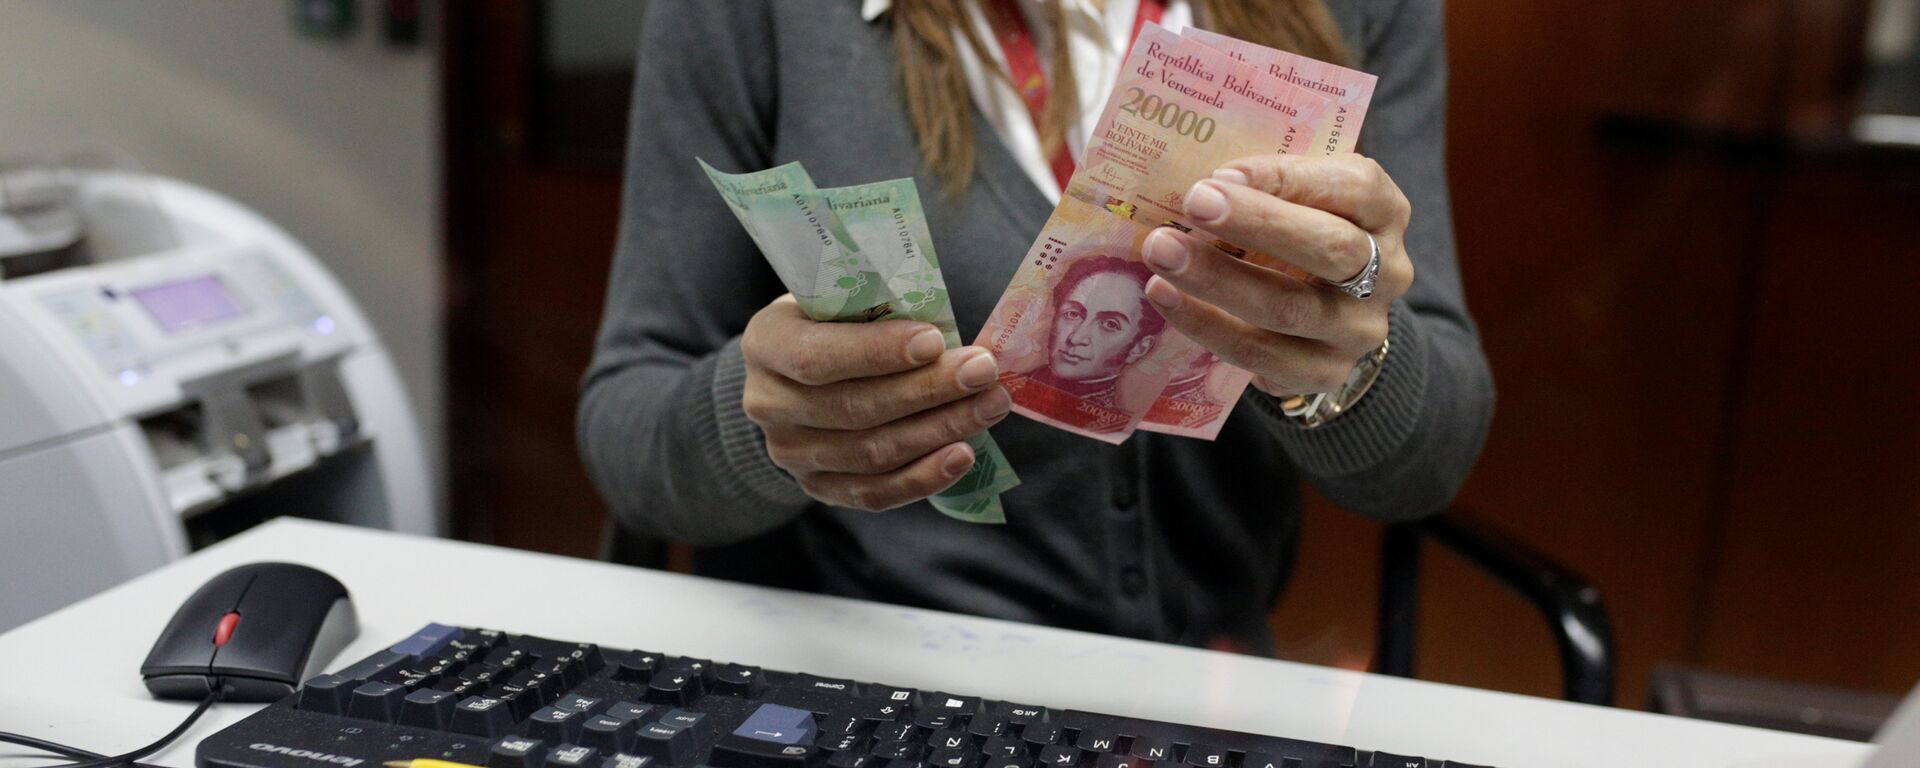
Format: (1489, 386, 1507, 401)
(213, 611, 241, 646)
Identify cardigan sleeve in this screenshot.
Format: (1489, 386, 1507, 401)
(577, 0, 819, 546)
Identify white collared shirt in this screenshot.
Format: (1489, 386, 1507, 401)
(861, 0, 1194, 203)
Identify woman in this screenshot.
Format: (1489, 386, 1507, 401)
(579, 0, 1491, 652)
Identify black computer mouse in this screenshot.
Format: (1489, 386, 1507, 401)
(141, 562, 359, 702)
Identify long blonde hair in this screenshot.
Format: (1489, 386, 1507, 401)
(891, 0, 1353, 193)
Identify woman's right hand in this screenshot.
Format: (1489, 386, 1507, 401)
(741, 295, 1013, 512)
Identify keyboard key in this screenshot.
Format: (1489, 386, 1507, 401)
(1181, 745, 1226, 768)
(441, 677, 488, 699)
(546, 745, 602, 768)
(1129, 739, 1175, 763)
(1276, 744, 1358, 768)
(646, 665, 706, 706)
(616, 651, 661, 684)
(982, 736, 1026, 758)
(530, 707, 592, 744)
(912, 711, 959, 731)
(871, 741, 925, 760)
(928, 748, 980, 768)
(398, 688, 459, 729)
(827, 753, 878, 768)
(1438, 762, 1492, 768)
(538, 657, 588, 688)
(565, 642, 607, 674)
(875, 722, 921, 742)
(885, 762, 929, 768)
(1092, 755, 1129, 768)
(792, 674, 858, 697)
(1073, 730, 1118, 754)
(1369, 755, 1428, 768)
(335, 650, 409, 683)
(1035, 745, 1082, 768)
(1001, 705, 1049, 726)
(926, 694, 981, 717)
(929, 729, 973, 751)
(462, 667, 503, 690)
(983, 759, 1034, 768)
(859, 698, 911, 723)
(865, 686, 922, 708)
(710, 734, 819, 768)
(556, 694, 606, 714)
(580, 715, 641, 753)
(715, 664, 763, 696)
(601, 755, 654, 768)
(488, 648, 533, 671)
(490, 737, 550, 768)
(635, 721, 699, 764)
(390, 623, 466, 660)
(817, 731, 864, 753)
(605, 701, 658, 723)
(660, 708, 709, 732)
(296, 674, 353, 714)
(820, 711, 867, 737)
(346, 681, 406, 722)
(734, 702, 819, 745)
(1021, 724, 1064, 751)
(491, 682, 546, 720)
(967, 715, 1008, 739)
(451, 696, 515, 737)
(518, 668, 568, 699)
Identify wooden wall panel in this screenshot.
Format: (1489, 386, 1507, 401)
(1698, 161, 1920, 694)
(1274, 0, 1918, 708)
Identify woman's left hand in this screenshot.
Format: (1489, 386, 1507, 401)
(1141, 153, 1414, 396)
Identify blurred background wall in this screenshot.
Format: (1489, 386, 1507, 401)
(0, 0, 446, 506)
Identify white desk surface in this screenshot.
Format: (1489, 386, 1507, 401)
(0, 519, 1874, 768)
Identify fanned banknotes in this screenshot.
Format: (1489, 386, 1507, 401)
(979, 23, 1377, 443)
(1129, 26, 1381, 439)
(701, 160, 1018, 523)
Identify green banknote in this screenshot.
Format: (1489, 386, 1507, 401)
(818, 178, 1019, 524)
(699, 160, 892, 322)
(701, 160, 1017, 523)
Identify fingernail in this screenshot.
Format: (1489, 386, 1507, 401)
(941, 443, 976, 476)
(1212, 167, 1249, 186)
(1185, 180, 1229, 223)
(907, 328, 945, 363)
(1143, 229, 1189, 272)
(973, 386, 1012, 421)
(1145, 276, 1183, 309)
(956, 350, 999, 389)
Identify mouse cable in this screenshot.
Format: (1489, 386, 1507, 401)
(0, 681, 221, 768)
(0, 733, 165, 768)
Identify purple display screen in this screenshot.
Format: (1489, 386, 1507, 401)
(130, 275, 247, 334)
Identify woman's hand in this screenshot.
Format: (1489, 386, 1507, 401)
(1141, 154, 1414, 396)
(740, 295, 1012, 512)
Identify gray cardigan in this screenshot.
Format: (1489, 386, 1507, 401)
(579, 0, 1491, 649)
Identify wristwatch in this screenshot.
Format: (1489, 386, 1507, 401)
(1279, 337, 1390, 429)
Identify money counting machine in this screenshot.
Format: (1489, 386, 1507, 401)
(0, 157, 435, 630)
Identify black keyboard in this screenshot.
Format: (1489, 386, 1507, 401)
(194, 624, 1492, 768)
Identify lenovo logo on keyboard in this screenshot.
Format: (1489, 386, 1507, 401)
(248, 742, 368, 767)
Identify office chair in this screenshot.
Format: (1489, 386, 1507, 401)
(601, 507, 1618, 706)
(1373, 508, 1617, 706)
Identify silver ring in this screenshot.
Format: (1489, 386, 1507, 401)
(1329, 233, 1381, 300)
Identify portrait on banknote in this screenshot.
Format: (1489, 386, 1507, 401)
(980, 197, 1191, 442)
